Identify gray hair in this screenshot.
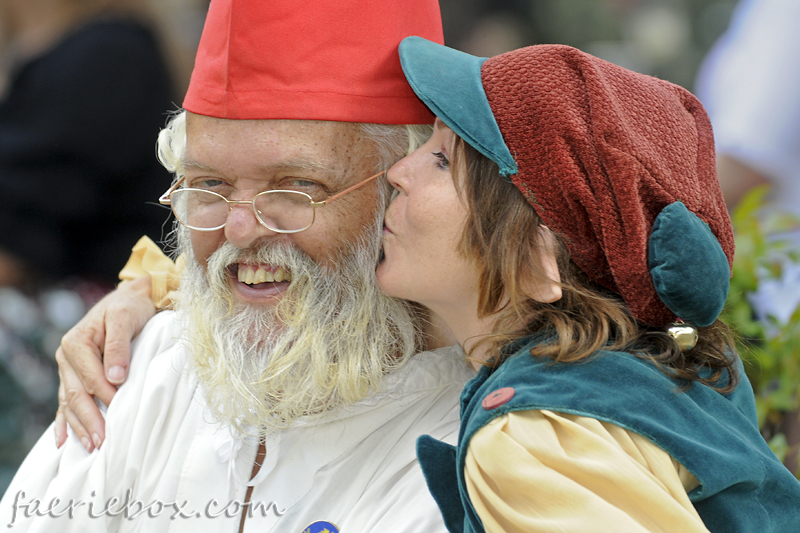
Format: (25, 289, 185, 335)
(358, 122, 432, 172)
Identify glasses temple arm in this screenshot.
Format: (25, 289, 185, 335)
(321, 170, 386, 205)
(158, 177, 186, 205)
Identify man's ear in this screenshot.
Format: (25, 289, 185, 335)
(522, 226, 562, 303)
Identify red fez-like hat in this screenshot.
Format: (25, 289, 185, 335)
(183, 0, 443, 124)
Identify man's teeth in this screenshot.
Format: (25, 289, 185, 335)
(237, 266, 291, 284)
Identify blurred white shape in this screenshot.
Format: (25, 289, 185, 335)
(696, 0, 800, 218)
(41, 289, 86, 330)
(0, 288, 40, 334)
(749, 260, 800, 326)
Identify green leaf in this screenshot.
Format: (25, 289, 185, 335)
(768, 433, 789, 463)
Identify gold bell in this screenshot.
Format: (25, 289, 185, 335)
(667, 322, 698, 351)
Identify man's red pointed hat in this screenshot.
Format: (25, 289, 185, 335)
(183, 0, 443, 124)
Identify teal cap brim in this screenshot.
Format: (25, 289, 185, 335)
(399, 36, 518, 177)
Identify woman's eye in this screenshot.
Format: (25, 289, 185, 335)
(432, 151, 450, 169)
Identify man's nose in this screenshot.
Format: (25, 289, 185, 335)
(223, 203, 280, 249)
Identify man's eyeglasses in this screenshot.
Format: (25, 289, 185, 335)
(159, 170, 386, 234)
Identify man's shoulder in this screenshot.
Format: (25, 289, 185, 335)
(112, 310, 195, 415)
(329, 345, 472, 427)
(375, 345, 474, 444)
(129, 310, 184, 366)
(400, 345, 475, 392)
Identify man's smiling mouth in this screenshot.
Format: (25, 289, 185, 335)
(234, 264, 292, 286)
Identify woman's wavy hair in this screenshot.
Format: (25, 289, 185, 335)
(453, 138, 738, 393)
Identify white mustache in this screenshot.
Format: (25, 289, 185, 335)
(207, 240, 313, 275)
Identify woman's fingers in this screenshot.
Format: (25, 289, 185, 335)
(55, 346, 107, 450)
(99, 277, 156, 385)
(53, 275, 157, 446)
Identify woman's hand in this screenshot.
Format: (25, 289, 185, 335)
(54, 275, 156, 452)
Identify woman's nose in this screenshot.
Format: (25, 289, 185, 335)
(386, 155, 413, 194)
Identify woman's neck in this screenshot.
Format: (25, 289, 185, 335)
(430, 300, 499, 370)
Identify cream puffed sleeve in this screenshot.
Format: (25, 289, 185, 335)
(464, 410, 709, 533)
(117, 236, 185, 309)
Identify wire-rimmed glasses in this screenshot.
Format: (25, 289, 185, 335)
(159, 170, 386, 234)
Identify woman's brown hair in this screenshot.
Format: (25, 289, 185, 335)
(453, 138, 739, 393)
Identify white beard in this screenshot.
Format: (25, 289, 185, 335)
(174, 221, 420, 435)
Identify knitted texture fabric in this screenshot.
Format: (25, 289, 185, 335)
(481, 45, 734, 326)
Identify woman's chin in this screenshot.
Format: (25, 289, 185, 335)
(375, 261, 390, 290)
(375, 260, 403, 299)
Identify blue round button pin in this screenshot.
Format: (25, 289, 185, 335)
(302, 520, 339, 533)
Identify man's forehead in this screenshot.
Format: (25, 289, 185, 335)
(183, 115, 377, 178)
(182, 154, 337, 175)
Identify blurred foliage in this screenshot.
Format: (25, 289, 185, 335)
(721, 186, 800, 478)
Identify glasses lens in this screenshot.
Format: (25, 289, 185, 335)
(170, 189, 228, 230)
(254, 191, 314, 233)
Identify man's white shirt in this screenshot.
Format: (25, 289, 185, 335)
(0, 311, 474, 532)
